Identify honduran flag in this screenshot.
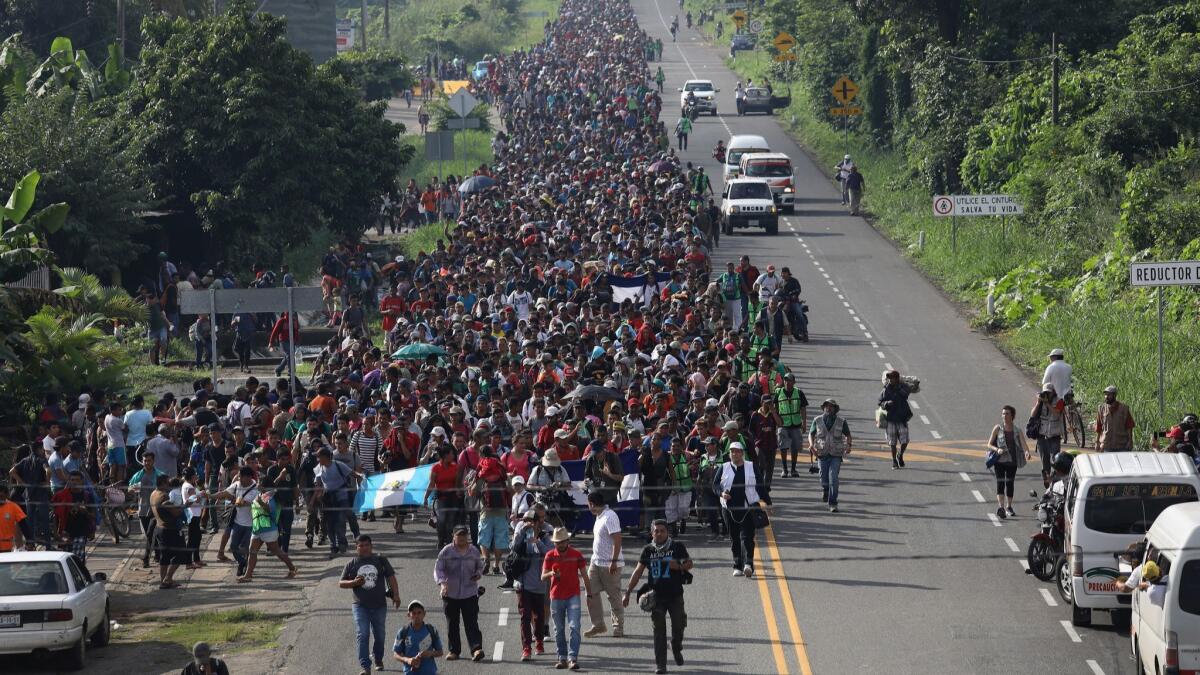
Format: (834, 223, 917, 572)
(562, 449, 643, 530)
(354, 464, 434, 511)
(607, 272, 672, 306)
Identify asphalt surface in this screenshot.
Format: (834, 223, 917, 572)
(275, 5, 1133, 675)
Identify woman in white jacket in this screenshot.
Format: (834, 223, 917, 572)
(716, 442, 771, 578)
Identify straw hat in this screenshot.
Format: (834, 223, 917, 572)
(551, 527, 571, 543)
(541, 449, 562, 467)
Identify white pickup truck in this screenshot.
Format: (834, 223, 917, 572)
(721, 178, 779, 235)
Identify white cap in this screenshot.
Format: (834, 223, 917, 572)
(78, 393, 91, 404)
(546, 406, 560, 416)
(430, 426, 447, 437)
(729, 442, 744, 451)
(1048, 348, 1064, 357)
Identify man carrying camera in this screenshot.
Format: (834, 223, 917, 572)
(622, 519, 693, 674)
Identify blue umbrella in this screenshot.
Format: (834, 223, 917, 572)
(391, 343, 448, 359)
(458, 175, 498, 194)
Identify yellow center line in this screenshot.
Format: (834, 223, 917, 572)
(765, 525, 815, 675)
(752, 542, 790, 674)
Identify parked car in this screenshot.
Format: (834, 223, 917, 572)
(741, 86, 773, 114)
(730, 33, 754, 56)
(472, 60, 491, 81)
(0, 552, 110, 670)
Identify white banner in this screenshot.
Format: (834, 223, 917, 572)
(932, 194, 1023, 217)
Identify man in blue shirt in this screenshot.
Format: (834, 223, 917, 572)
(393, 600, 444, 675)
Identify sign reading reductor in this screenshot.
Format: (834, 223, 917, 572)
(1129, 260, 1200, 287)
(932, 194, 1023, 217)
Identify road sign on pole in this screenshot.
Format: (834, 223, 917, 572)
(773, 52, 797, 62)
(447, 90, 479, 119)
(1127, 260, 1200, 413)
(831, 76, 859, 104)
(446, 118, 482, 130)
(180, 287, 323, 396)
(772, 31, 796, 51)
(731, 9, 747, 28)
(748, 19, 763, 34)
(931, 194, 1023, 217)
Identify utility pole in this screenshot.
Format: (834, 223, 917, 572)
(361, 0, 368, 51)
(384, 0, 390, 41)
(1051, 32, 1059, 125)
(117, 0, 125, 64)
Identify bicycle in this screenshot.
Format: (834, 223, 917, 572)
(1063, 393, 1087, 448)
(99, 482, 132, 544)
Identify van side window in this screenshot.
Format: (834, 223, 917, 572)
(1065, 477, 1077, 517)
(1180, 560, 1200, 615)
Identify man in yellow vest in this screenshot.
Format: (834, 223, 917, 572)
(775, 374, 809, 478)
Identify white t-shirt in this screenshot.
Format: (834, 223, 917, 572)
(755, 273, 781, 301)
(590, 507, 624, 568)
(104, 414, 126, 449)
(229, 482, 259, 527)
(506, 291, 534, 321)
(1042, 360, 1073, 399)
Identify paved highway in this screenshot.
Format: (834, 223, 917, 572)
(273, 3, 1133, 674)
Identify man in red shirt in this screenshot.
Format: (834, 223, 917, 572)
(268, 312, 301, 378)
(379, 286, 406, 351)
(542, 527, 593, 670)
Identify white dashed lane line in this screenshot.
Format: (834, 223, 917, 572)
(929, 430, 942, 439)
(910, 400, 919, 409)
(884, 362, 894, 371)
(498, 607, 509, 627)
(493, 641, 505, 662)
(959, 472, 971, 482)
(875, 351, 886, 359)
(1059, 621, 1082, 643)
(988, 513, 1003, 527)
(1004, 537, 1019, 552)
(1087, 660, 1106, 675)
(919, 415, 931, 425)
(1039, 588, 1059, 607)
(1019, 559, 1030, 572)
(971, 490, 986, 503)
(863, 332, 872, 339)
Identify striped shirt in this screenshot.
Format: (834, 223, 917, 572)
(350, 431, 382, 474)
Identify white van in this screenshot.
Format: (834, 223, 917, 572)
(723, 134, 770, 180)
(1059, 453, 1200, 627)
(739, 152, 795, 213)
(1132, 501, 1200, 675)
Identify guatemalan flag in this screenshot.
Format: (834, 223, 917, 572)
(608, 272, 672, 307)
(354, 464, 434, 511)
(563, 449, 643, 530)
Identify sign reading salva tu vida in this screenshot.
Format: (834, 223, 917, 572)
(931, 194, 1024, 217)
(1129, 260, 1200, 287)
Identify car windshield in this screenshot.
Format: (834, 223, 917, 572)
(1082, 483, 1198, 534)
(0, 562, 69, 596)
(684, 82, 714, 92)
(728, 148, 768, 164)
(745, 162, 791, 177)
(746, 88, 769, 97)
(729, 183, 772, 200)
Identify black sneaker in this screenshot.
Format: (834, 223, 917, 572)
(821, 488, 829, 503)
(897, 454, 906, 468)
(829, 504, 838, 513)
(1006, 507, 1016, 518)
(674, 647, 684, 666)
(996, 507, 1007, 520)
(892, 459, 899, 470)
(375, 657, 384, 670)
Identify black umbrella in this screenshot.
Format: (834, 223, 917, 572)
(458, 175, 498, 194)
(564, 385, 624, 403)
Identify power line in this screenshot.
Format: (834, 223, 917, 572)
(945, 53, 1054, 65)
(1056, 57, 1200, 95)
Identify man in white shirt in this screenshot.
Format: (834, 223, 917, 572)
(754, 265, 781, 304)
(1042, 349, 1073, 400)
(506, 283, 534, 322)
(584, 492, 625, 638)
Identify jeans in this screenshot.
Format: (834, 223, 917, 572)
(193, 339, 212, 368)
(465, 509, 480, 546)
(141, 515, 157, 562)
(819, 455, 844, 505)
(551, 594, 582, 662)
(186, 518, 202, 564)
(1036, 435, 1061, 476)
(651, 594, 686, 670)
(277, 507, 295, 553)
(323, 492, 350, 553)
(443, 595, 483, 656)
(23, 500, 51, 550)
(518, 590, 547, 649)
(434, 498, 460, 549)
(351, 605, 388, 669)
(229, 523, 252, 576)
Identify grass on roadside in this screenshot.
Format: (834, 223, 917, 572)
(723, 48, 1200, 439)
(124, 608, 284, 654)
(399, 220, 458, 258)
(399, 130, 494, 185)
(126, 364, 200, 396)
(509, 0, 560, 51)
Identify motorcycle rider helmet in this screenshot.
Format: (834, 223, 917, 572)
(1051, 451, 1074, 475)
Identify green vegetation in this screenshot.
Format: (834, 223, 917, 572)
(399, 221, 458, 258)
(701, 0, 1200, 436)
(126, 608, 284, 653)
(400, 130, 494, 184)
(320, 49, 414, 101)
(362, 0, 557, 64)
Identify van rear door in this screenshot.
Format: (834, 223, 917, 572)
(1176, 558, 1200, 673)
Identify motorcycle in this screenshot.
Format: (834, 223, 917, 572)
(1025, 487, 1065, 581)
(682, 102, 699, 121)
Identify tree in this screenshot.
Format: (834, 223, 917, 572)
(319, 48, 414, 101)
(0, 90, 153, 276)
(125, 0, 408, 266)
(0, 168, 67, 284)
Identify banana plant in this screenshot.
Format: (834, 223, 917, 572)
(0, 170, 69, 284)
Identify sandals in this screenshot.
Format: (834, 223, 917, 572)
(286, 568, 298, 579)
(159, 581, 181, 589)
(237, 575, 254, 583)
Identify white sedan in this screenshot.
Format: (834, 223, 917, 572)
(0, 551, 110, 670)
